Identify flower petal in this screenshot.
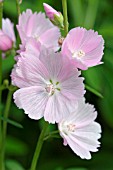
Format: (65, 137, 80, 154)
(14, 86, 49, 120)
(44, 93, 77, 123)
(11, 52, 49, 88)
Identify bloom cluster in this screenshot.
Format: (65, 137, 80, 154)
(6, 3, 103, 159)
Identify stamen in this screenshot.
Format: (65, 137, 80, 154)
(72, 50, 85, 58)
(45, 80, 60, 96)
(45, 84, 55, 95)
(67, 124, 76, 132)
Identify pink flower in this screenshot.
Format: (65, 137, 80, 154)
(43, 3, 60, 20)
(61, 27, 104, 70)
(11, 47, 85, 123)
(58, 98, 101, 159)
(0, 18, 16, 51)
(17, 9, 60, 52)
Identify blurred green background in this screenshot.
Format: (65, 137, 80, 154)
(2, 0, 113, 170)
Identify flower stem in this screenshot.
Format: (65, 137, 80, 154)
(0, 2, 3, 170)
(16, 0, 21, 16)
(30, 121, 49, 170)
(0, 89, 13, 170)
(0, 1, 3, 114)
(62, 0, 68, 36)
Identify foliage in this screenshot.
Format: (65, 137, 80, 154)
(1, 0, 113, 169)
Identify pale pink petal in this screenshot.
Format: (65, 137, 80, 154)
(64, 135, 91, 159)
(61, 70, 85, 100)
(61, 27, 104, 70)
(14, 86, 49, 120)
(16, 25, 27, 44)
(17, 9, 60, 51)
(18, 9, 32, 33)
(23, 38, 41, 56)
(2, 18, 16, 42)
(58, 98, 101, 159)
(62, 27, 85, 54)
(39, 27, 60, 51)
(0, 34, 13, 51)
(11, 52, 49, 88)
(39, 50, 85, 100)
(39, 49, 63, 80)
(68, 100, 97, 126)
(44, 93, 77, 124)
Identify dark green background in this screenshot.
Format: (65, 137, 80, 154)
(2, 0, 113, 170)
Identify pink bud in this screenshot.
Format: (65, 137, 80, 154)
(0, 18, 16, 52)
(43, 3, 60, 20)
(0, 31, 13, 51)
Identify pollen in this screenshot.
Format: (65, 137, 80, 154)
(72, 50, 85, 58)
(67, 124, 76, 132)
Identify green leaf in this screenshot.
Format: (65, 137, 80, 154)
(82, 66, 103, 93)
(6, 136, 28, 156)
(99, 51, 113, 128)
(85, 84, 103, 98)
(69, 0, 84, 26)
(84, 0, 99, 29)
(66, 168, 87, 170)
(0, 116, 23, 129)
(5, 160, 24, 170)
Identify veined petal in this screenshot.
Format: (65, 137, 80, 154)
(44, 93, 77, 123)
(14, 86, 49, 120)
(11, 51, 50, 88)
(61, 27, 104, 70)
(64, 135, 91, 159)
(58, 98, 101, 159)
(39, 27, 60, 51)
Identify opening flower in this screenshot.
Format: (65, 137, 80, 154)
(43, 3, 60, 20)
(58, 98, 101, 159)
(61, 27, 104, 70)
(17, 9, 60, 52)
(11, 47, 85, 123)
(43, 3, 64, 29)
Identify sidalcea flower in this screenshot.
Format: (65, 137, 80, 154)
(61, 27, 104, 70)
(11, 46, 85, 123)
(17, 9, 60, 52)
(58, 98, 101, 159)
(0, 18, 16, 51)
(43, 3, 64, 29)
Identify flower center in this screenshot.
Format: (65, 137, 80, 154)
(72, 50, 85, 58)
(45, 80, 60, 96)
(67, 124, 76, 132)
(33, 34, 39, 41)
(45, 84, 55, 95)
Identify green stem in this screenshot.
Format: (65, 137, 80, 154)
(0, 90, 13, 170)
(30, 121, 49, 170)
(44, 130, 59, 141)
(0, 2, 3, 170)
(16, 0, 21, 49)
(0, 2, 3, 114)
(16, 0, 21, 16)
(62, 0, 68, 36)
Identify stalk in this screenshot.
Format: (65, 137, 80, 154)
(62, 0, 68, 36)
(30, 121, 49, 170)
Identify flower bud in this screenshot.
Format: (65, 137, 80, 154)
(0, 31, 13, 51)
(43, 3, 64, 29)
(0, 18, 16, 52)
